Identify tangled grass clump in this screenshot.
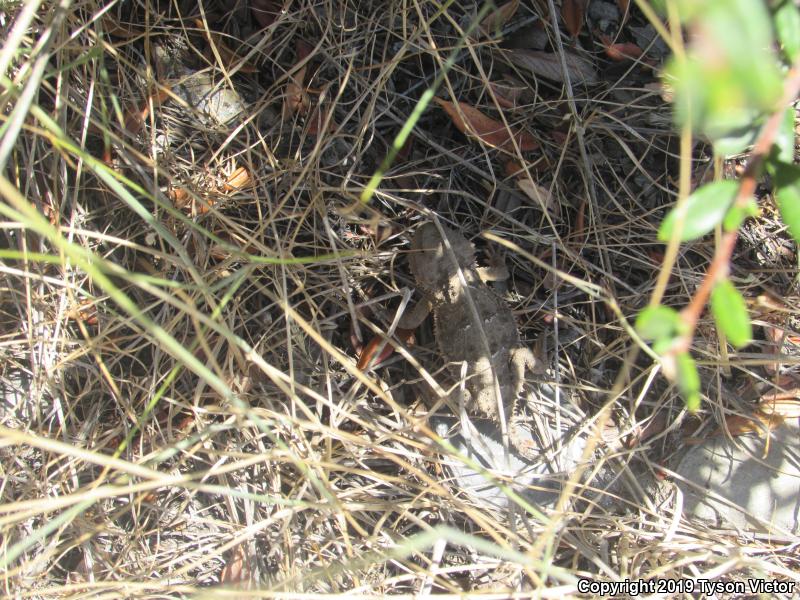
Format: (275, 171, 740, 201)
(1, 0, 798, 596)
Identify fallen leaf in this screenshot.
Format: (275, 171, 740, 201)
(503, 159, 524, 178)
(646, 249, 665, 265)
(759, 392, 800, 414)
(762, 325, 783, 374)
(285, 40, 313, 117)
(479, 0, 519, 37)
(169, 185, 215, 215)
(67, 299, 98, 326)
(220, 545, 250, 588)
(550, 130, 568, 145)
(397, 134, 414, 162)
(488, 75, 532, 109)
(224, 166, 251, 191)
(716, 411, 784, 438)
(295, 39, 314, 62)
(168, 186, 191, 208)
(624, 412, 669, 449)
(505, 20, 549, 51)
(574, 199, 586, 240)
(599, 34, 644, 61)
(357, 329, 415, 370)
(124, 85, 171, 134)
(252, 0, 285, 29)
(305, 102, 337, 136)
(358, 223, 395, 244)
(517, 178, 554, 213)
(286, 77, 310, 116)
(561, 0, 586, 38)
(508, 49, 598, 85)
(434, 98, 539, 151)
(616, 0, 630, 21)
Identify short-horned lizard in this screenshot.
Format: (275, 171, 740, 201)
(400, 222, 537, 459)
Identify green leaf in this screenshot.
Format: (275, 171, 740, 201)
(772, 161, 800, 244)
(636, 305, 688, 354)
(723, 197, 759, 231)
(676, 352, 701, 411)
(636, 305, 682, 341)
(663, 0, 783, 154)
(710, 278, 752, 348)
(711, 122, 762, 157)
(658, 180, 739, 242)
(774, 0, 800, 63)
(664, 58, 766, 156)
(774, 106, 797, 164)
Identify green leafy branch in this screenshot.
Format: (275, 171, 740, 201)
(636, 0, 800, 410)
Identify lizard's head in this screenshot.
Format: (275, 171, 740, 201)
(409, 222, 476, 291)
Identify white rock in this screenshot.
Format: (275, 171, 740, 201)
(675, 421, 800, 535)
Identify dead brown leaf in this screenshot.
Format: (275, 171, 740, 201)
(220, 546, 245, 584)
(717, 411, 785, 438)
(305, 102, 337, 136)
(286, 78, 310, 116)
(561, 0, 586, 38)
(505, 20, 549, 51)
(224, 166, 251, 191)
(599, 33, 644, 61)
(295, 39, 314, 62)
(220, 545, 252, 594)
(357, 329, 415, 371)
(616, 0, 630, 21)
(624, 412, 669, 449)
(508, 49, 598, 85)
(759, 388, 800, 414)
(168, 186, 191, 209)
(434, 98, 539, 151)
(67, 299, 98, 326)
(285, 40, 313, 117)
(479, 0, 520, 38)
(488, 75, 532, 109)
(252, 0, 285, 29)
(517, 178, 554, 214)
(761, 320, 796, 375)
(124, 86, 171, 135)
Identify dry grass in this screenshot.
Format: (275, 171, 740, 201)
(1, 0, 798, 597)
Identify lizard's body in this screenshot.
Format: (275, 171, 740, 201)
(401, 222, 537, 459)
